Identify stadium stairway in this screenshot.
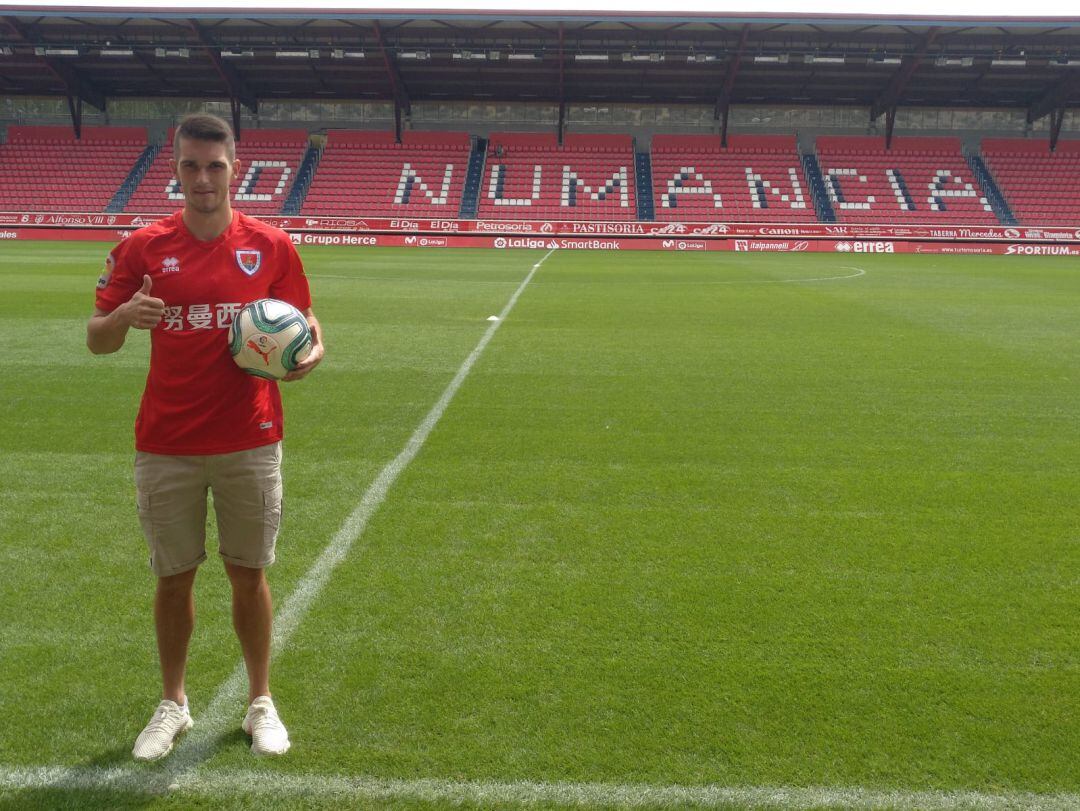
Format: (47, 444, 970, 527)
(459, 137, 487, 219)
(635, 150, 655, 220)
(107, 143, 160, 213)
(281, 141, 323, 215)
(966, 153, 1017, 226)
(801, 152, 836, 223)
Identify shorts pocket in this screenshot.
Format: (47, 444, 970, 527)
(263, 482, 283, 546)
(136, 489, 155, 542)
(135, 489, 158, 571)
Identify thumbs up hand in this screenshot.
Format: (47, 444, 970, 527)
(124, 274, 166, 329)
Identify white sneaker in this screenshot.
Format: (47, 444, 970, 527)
(132, 699, 193, 761)
(242, 695, 290, 756)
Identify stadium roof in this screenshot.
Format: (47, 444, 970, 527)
(1, 7, 1078, 125)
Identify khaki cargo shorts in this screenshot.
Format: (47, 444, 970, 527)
(134, 442, 283, 577)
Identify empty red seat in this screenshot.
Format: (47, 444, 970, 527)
(981, 138, 1080, 226)
(0, 125, 148, 212)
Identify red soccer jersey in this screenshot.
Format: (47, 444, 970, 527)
(96, 211, 312, 455)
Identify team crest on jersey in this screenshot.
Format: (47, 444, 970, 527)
(235, 249, 262, 276)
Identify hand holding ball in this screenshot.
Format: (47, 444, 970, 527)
(228, 299, 312, 380)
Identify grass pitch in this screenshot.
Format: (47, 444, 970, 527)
(0, 242, 1077, 809)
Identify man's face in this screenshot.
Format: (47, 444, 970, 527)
(170, 136, 240, 216)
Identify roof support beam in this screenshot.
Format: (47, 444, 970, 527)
(1027, 73, 1080, 127)
(66, 94, 82, 140)
(714, 24, 750, 147)
(1048, 107, 1066, 151)
(2, 15, 106, 115)
(49, 58, 106, 114)
(188, 19, 258, 116)
(884, 105, 897, 148)
(870, 26, 938, 121)
(229, 96, 243, 142)
(373, 20, 411, 143)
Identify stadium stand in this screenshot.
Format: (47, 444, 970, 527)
(980, 138, 1080, 226)
(124, 128, 309, 216)
(814, 136, 997, 225)
(475, 132, 638, 221)
(300, 130, 472, 218)
(650, 134, 817, 223)
(0, 125, 146, 213)
(11, 121, 1079, 231)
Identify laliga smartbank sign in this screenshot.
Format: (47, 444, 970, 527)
(493, 237, 622, 250)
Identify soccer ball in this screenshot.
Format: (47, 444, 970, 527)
(228, 298, 312, 380)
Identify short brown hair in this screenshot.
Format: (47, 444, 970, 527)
(173, 112, 236, 160)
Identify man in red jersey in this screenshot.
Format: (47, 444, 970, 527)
(87, 113, 324, 760)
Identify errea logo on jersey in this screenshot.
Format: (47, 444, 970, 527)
(162, 256, 181, 273)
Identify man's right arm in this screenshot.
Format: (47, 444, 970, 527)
(87, 274, 165, 355)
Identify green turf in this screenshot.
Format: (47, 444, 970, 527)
(0, 242, 1077, 809)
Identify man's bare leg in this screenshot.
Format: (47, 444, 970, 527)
(224, 561, 273, 702)
(155, 567, 198, 704)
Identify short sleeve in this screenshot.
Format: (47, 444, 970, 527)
(94, 236, 143, 313)
(268, 237, 312, 312)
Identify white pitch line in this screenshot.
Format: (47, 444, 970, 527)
(2, 766, 1078, 811)
(780, 265, 866, 284)
(161, 247, 558, 781)
(689, 265, 866, 285)
(179, 771, 1080, 811)
(0, 766, 163, 797)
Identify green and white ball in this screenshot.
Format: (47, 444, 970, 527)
(228, 298, 312, 380)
